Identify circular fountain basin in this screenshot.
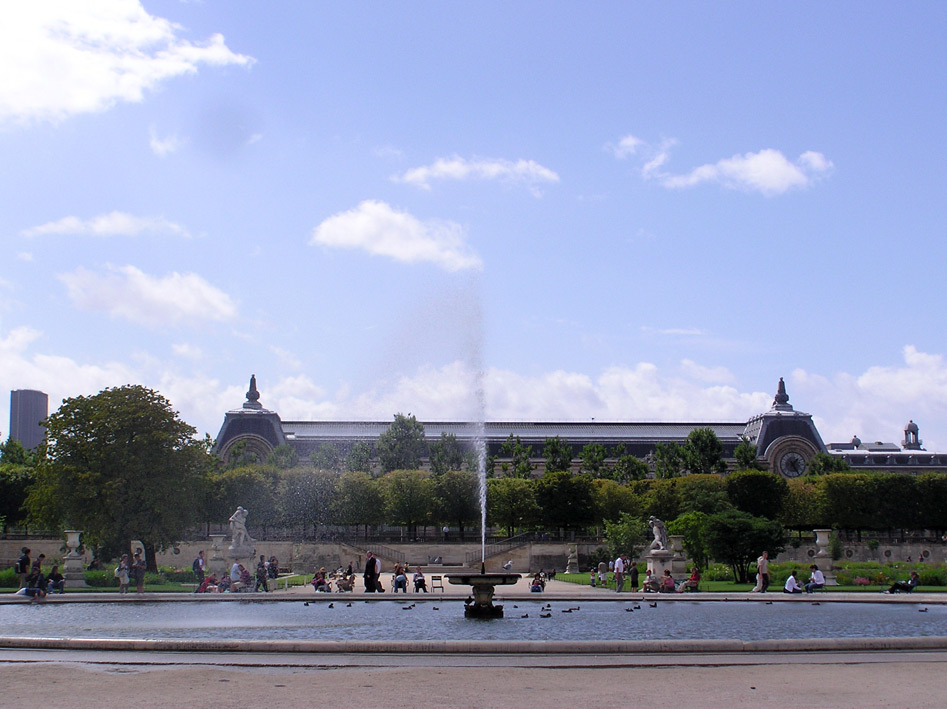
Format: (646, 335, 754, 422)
(1, 599, 944, 644)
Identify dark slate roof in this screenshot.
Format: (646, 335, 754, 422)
(280, 420, 748, 443)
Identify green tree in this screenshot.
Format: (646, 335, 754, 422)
(26, 385, 212, 569)
(344, 440, 374, 473)
(779, 477, 825, 531)
(603, 512, 647, 560)
(683, 427, 728, 475)
(725, 469, 788, 519)
(653, 442, 686, 479)
(642, 478, 681, 522)
(429, 432, 467, 476)
(1, 438, 35, 466)
(667, 511, 710, 571)
(579, 442, 609, 476)
(610, 455, 650, 483)
(818, 473, 876, 531)
(703, 510, 785, 582)
(207, 465, 279, 535)
(805, 451, 851, 475)
(332, 471, 383, 537)
(534, 470, 594, 534)
(486, 476, 538, 537)
(309, 443, 342, 472)
(676, 474, 731, 515)
(278, 469, 337, 536)
(381, 469, 434, 539)
(266, 443, 299, 469)
(376, 413, 427, 473)
(0, 459, 35, 530)
(543, 436, 573, 473)
(590, 478, 641, 528)
(499, 434, 534, 478)
(434, 469, 480, 540)
(733, 436, 762, 470)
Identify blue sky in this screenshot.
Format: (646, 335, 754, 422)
(2, 2, 947, 450)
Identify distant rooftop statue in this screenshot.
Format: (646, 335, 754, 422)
(243, 374, 262, 410)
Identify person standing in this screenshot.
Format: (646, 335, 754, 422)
(115, 554, 130, 594)
(757, 551, 770, 593)
(363, 551, 379, 592)
(613, 554, 626, 592)
(192, 551, 206, 584)
(628, 559, 639, 592)
(255, 557, 269, 592)
(15, 547, 31, 588)
(131, 552, 146, 594)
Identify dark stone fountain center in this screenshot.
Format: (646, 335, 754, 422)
(447, 564, 520, 618)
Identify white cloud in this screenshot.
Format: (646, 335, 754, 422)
(611, 132, 832, 196)
(608, 134, 644, 159)
(171, 343, 203, 360)
(662, 148, 834, 196)
(310, 200, 483, 272)
(149, 126, 183, 156)
(0, 1, 253, 124)
(393, 156, 559, 195)
(680, 359, 736, 385)
(794, 346, 947, 449)
(17, 252, 33, 262)
(58, 264, 237, 328)
(23, 211, 191, 238)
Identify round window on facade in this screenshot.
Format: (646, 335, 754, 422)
(884, 549, 892, 558)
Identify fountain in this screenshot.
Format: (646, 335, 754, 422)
(446, 368, 519, 617)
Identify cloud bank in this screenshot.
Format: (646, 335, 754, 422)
(0, 0, 253, 124)
(23, 211, 190, 238)
(58, 264, 237, 328)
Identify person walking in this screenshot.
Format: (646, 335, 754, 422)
(363, 551, 379, 592)
(15, 547, 31, 588)
(192, 551, 206, 584)
(613, 554, 626, 592)
(628, 558, 639, 592)
(757, 551, 770, 593)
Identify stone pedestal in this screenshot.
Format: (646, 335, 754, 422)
(62, 529, 88, 588)
(668, 535, 688, 576)
(645, 549, 675, 577)
(565, 545, 579, 574)
(813, 528, 838, 586)
(208, 534, 228, 577)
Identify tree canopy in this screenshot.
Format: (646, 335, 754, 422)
(27, 385, 212, 567)
(376, 413, 427, 473)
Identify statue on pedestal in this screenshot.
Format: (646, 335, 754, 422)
(229, 506, 254, 549)
(648, 516, 668, 551)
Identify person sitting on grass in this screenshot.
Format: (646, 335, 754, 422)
(805, 565, 825, 594)
(784, 570, 804, 594)
(887, 571, 920, 594)
(46, 566, 65, 594)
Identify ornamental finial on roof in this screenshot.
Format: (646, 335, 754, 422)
(243, 374, 262, 410)
(772, 377, 793, 411)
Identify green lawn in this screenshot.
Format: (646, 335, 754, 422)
(554, 572, 946, 594)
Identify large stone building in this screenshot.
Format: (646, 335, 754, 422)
(214, 375, 947, 477)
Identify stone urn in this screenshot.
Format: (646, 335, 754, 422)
(62, 529, 88, 588)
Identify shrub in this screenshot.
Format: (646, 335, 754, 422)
(704, 563, 733, 582)
(0, 567, 17, 587)
(918, 569, 946, 586)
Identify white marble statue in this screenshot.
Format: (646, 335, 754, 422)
(648, 516, 668, 551)
(229, 506, 254, 548)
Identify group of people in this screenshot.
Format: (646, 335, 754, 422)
(783, 565, 826, 594)
(358, 554, 432, 594)
(14, 547, 64, 599)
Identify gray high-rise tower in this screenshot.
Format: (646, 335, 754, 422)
(10, 389, 48, 450)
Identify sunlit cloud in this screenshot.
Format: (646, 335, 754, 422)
(58, 264, 237, 328)
(22, 211, 191, 238)
(149, 126, 184, 156)
(0, 0, 253, 124)
(612, 132, 833, 196)
(393, 155, 559, 196)
(310, 200, 483, 272)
